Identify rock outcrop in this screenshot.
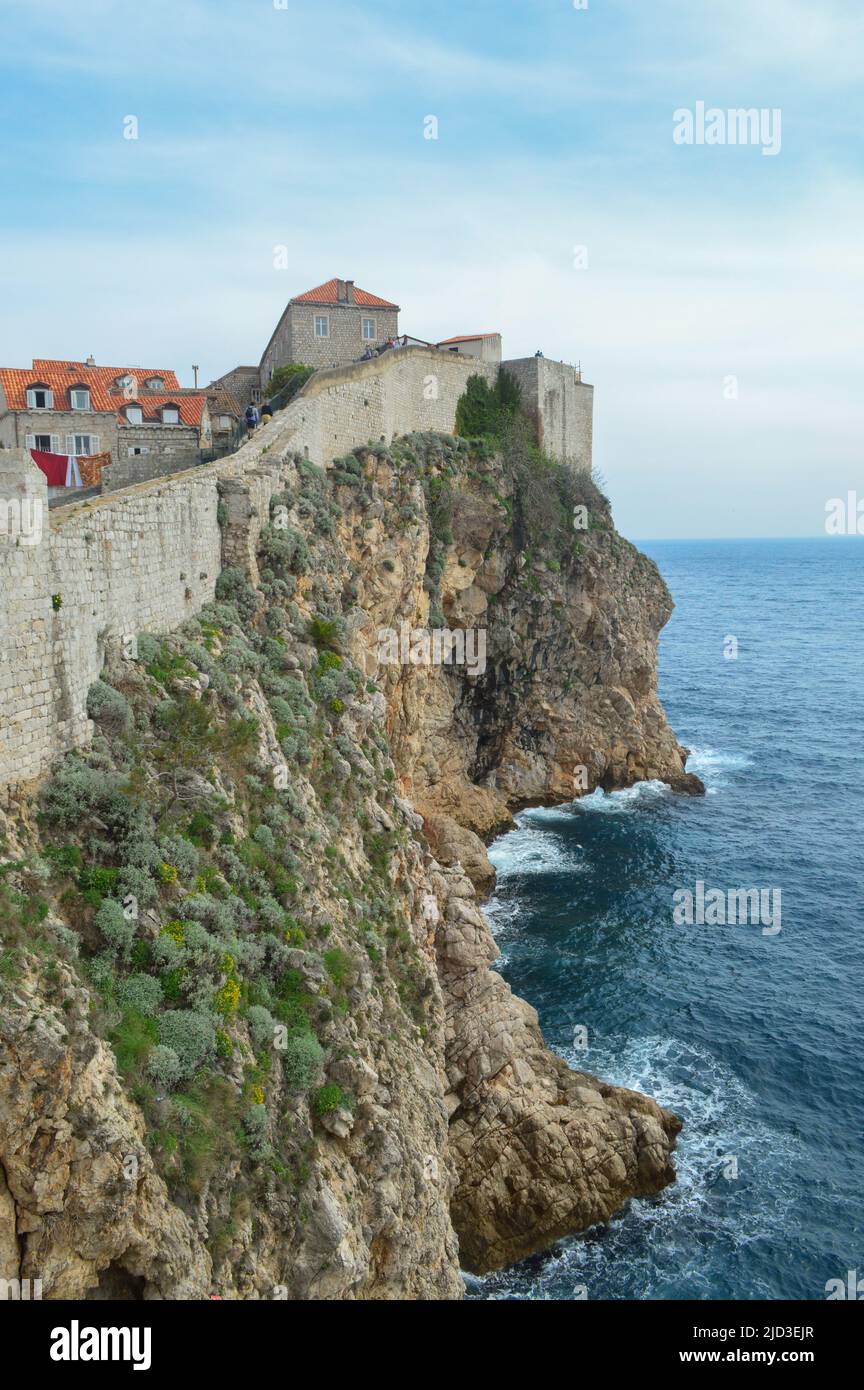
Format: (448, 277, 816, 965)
(0, 430, 699, 1297)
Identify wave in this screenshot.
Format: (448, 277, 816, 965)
(487, 814, 580, 877)
(684, 745, 753, 793)
(572, 779, 672, 813)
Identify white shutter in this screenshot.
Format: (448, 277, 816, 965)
(90, 435, 100, 455)
(50, 433, 61, 453)
(65, 434, 75, 455)
(25, 433, 36, 449)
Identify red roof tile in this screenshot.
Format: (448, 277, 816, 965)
(291, 278, 399, 309)
(0, 359, 204, 427)
(437, 334, 500, 345)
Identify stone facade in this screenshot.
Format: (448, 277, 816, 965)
(0, 407, 109, 458)
(208, 366, 262, 412)
(260, 280, 400, 382)
(504, 357, 594, 474)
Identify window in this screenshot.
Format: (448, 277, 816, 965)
(362, 318, 376, 341)
(219, 414, 232, 429)
(70, 387, 91, 410)
(33, 434, 51, 451)
(128, 446, 150, 456)
(115, 374, 135, 394)
(251, 388, 262, 403)
(26, 385, 53, 409)
(161, 406, 180, 424)
(145, 376, 165, 389)
(124, 406, 143, 424)
(68, 434, 98, 456)
(314, 315, 329, 338)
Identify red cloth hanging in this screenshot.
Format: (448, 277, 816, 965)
(30, 449, 70, 485)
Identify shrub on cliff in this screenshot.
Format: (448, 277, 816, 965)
(148, 1043, 183, 1088)
(157, 1008, 217, 1078)
(215, 568, 259, 622)
(118, 971, 164, 1016)
(246, 1003, 277, 1050)
(86, 680, 133, 737)
(282, 1033, 325, 1092)
(94, 897, 136, 960)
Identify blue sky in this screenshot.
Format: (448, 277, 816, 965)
(1, 0, 862, 537)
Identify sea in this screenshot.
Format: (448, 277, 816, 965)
(467, 538, 864, 1301)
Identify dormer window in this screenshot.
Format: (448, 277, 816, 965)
(124, 405, 143, 424)
(70, 386, 91, 410)
(26, 384, 53, 409)
(115, 374, 136, 397)
(161, 405, 180, 424)
(146, 376, 165, 390)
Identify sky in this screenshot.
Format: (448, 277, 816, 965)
(0, 0, 862, 538)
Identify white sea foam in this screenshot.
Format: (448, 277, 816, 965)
(573, 779, 672, 813)
(487, 815, 577, 877)
(684, 745, 753, 794)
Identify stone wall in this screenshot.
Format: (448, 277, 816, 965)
(0, 455, 225, 798)
(504, 357, 594, 474)
(0, 344, 588, 797)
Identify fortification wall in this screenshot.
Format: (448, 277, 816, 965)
(504, 357, 594, 474)
(0, 347, 495, 796)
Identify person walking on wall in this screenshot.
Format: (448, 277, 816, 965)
(245, 403, 260, 433)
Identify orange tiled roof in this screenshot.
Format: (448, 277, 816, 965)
(437, 334, 499, 345)
(291, 279, 399, 309)
(0, 359, 204, 427)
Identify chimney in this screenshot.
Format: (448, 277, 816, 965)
(345, 279, 356, 305)
(336, 279, 347, 302)
(85, 355, 95, 366)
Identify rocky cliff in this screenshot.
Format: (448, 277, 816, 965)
(0, 429, 699, 1298)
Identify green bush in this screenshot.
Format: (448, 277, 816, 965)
(454, 368, 521, 439)
(312, 1081, 344, 1116)
(118, 972, 164, 1016)
(268, 362, 314, 403)
(148, 1044, 183, 1088)
(158, 1009, 217, 1078)
(246, 1004, 277, 1050)
(282, 1034, 324, 1093)
(86, 680, 133, 736)
(95, 897, 136, 960)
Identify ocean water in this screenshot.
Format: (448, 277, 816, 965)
(469, 538, 864, 1301)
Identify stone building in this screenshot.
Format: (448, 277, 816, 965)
(206, 387, 244, 459)
(208, 366, 262, 414)
(260, 278, 400, 382)
(437, 333, 502, 364)
(0, 359, 210, 487)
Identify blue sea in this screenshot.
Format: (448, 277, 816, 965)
(469, 538, 864, 1301)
